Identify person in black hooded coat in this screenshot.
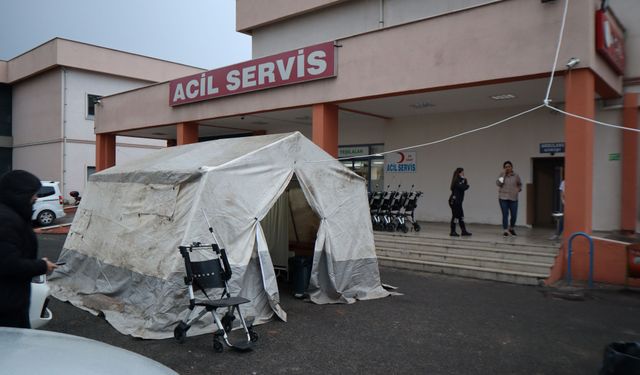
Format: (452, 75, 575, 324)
(448, 167, 472, 237)
(0, 170, 57, 328)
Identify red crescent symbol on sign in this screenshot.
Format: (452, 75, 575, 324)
(397, 152, 405, 163)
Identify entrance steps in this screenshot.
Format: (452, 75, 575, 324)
(374, 231, 559, 286)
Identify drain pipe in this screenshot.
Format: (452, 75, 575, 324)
(379, 0, 384, 28)
(60, 67, 67, 197)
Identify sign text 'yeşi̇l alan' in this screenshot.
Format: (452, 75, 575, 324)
(169, 42, 336, 106)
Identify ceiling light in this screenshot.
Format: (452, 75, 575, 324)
(409, 101, 434, 109)
(490, 94, 516, 100)
(151, 132, 167, 136)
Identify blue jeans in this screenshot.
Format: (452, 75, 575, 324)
(499, 199, 518, 230)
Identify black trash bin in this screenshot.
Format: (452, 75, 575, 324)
(599, 342, 640, 375)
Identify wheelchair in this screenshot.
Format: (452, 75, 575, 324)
(173, 242, 258, 352)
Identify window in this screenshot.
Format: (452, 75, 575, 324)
(87, 94, 102, 119)
(37, 186, 55, 198)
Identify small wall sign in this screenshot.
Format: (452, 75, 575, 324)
(608, 153, 621, 161)
(385, 151, 416, 173)
(540, 142, 565, 154)
(338, 146, 368, 158)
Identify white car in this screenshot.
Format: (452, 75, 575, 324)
(0, 327, 179, 375)
(30, 274, 53, 329)
(32, 181, 66, 226)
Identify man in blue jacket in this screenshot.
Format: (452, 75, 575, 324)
(0, 170, 57, 328)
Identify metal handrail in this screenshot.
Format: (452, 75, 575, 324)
(566, 232, 594, 288)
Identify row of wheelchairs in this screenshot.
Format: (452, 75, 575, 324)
(369, 185, 423, 233)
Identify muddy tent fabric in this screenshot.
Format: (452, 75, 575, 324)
(49, 132, 389, 339)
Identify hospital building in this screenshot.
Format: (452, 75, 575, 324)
(2, 0, 640, 285)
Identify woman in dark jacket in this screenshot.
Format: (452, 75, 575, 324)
(448, 167, 472, 237)
(0, 170, 57, 328)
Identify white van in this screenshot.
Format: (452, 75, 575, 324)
(32, 181, 66, 226)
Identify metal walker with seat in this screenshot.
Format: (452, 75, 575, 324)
(173, 242, 258, 352)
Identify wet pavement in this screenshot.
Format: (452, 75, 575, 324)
(36, 234, 640, 374)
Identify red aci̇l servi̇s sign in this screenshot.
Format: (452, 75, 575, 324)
(595, 9, 625, 75)
(169, 42, 336, 106)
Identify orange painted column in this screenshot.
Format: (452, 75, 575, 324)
(95, 133, 116, 172)
(562, 69, 596, 282)
(621, 93, 638, 233)
(563, 69, 595, 238)
(177, 122, 199, 145)
(312, 103, 338, 158)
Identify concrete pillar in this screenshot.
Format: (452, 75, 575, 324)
(563, 69, 595, 237)
(621, 93, 639, 233)
(177, 122, 199, 145)
(312, 103, 338, 158)
(95, 133, 116, 172)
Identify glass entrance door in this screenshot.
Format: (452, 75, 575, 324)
(370, 159, 384, 192)
(339, 144, 384, 193)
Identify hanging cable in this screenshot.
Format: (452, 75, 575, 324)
(546, 104, 640, 133)
(305, 104, 546, 163)
(543, 0, 570, 105)
(379, 104, 546, 156)
(543, 0, 633, 134)
(542, 0, 633, 135)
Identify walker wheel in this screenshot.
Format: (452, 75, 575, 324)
(213, 339, 224, 353)
(249, 330, 259, 342)
(173, 322, 189, 343)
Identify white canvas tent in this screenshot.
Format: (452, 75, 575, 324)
(50, 132, 389, 339)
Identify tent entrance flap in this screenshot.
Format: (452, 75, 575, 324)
(286, 177, 321, 255)
(255, 223, 287, 322)
(261, 176, 321, 274)
(261, 193, 289, 271)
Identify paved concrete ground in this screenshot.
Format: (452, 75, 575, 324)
(37, 234, 639, 374)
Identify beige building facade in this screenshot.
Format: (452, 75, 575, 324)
(0, 38, 205, 197)
(94, 0, 639, 234)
